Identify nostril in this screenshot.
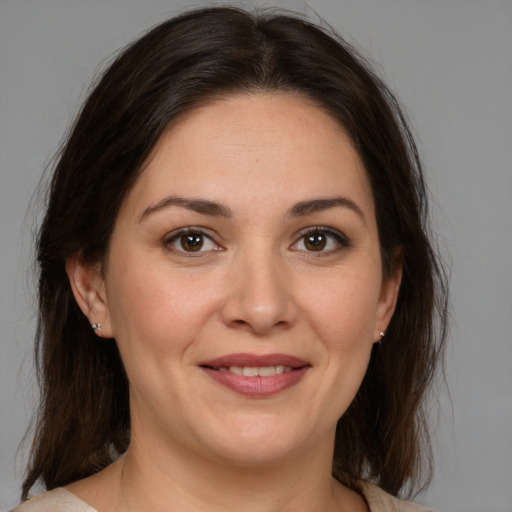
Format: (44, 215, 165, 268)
(219, 273, 297, 333)
(230, 319, 251, 327)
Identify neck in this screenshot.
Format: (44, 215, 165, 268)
(116, 429, 350, 512)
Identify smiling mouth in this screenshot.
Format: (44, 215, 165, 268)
(199, 353, 310, 397)
(204, 365, 294, 377)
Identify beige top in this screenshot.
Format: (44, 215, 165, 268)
(11, 482, 434, 511)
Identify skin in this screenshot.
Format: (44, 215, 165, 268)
(67, 93, 401, 512)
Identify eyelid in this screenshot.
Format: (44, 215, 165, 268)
(290, 226, 350, 253)
(163, 226, 223, 255)
(162, 225, 349, 256)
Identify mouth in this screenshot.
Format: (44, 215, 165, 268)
(199, 353, 310, 398)
(207, 365, 295, 377)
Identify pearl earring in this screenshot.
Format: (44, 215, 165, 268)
(91, 322, 102, 336)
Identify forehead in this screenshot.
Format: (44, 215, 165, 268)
(122, 92, 374, 219)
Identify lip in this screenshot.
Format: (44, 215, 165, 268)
(199, 353, 311, 398)
(200, 353, 309, 369)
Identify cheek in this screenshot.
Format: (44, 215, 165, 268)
(106, 259, 221, 362)
(105, 265, 220, 415)
(293, 274, 380, 432)
(303, 269, 382, 351)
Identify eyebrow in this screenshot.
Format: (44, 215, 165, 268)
(139, 194, 365, 224)
(139, 195, 232, 221)
(289, 197, 366, 224)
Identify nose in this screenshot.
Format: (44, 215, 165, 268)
(220, 250, 297, 335)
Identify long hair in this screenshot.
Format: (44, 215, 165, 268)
(23, 6, 448, 500)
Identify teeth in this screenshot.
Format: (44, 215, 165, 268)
(242, 367, 259, 377)
(258, 366, 277, 377)
(216, 365, 293, 376)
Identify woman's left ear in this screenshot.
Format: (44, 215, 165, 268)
(65, 256, 114, 338)
(374, 253, 403, 342)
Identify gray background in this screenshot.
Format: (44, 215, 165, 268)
(1, 1, 511, 511)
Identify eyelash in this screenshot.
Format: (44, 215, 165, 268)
(163, 226, 350, 256)
(291, 226, 350, 255)
(163, 227, 222, 256)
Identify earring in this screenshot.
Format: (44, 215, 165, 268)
(378, 331, 385, 344)
(91, 322, 102, 336)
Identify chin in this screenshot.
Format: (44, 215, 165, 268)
(191, 413, 321, 468)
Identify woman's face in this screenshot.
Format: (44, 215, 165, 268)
(76, 93, 400, 466)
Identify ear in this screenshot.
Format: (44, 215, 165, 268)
(374, 251, 403, 343)
(66, 255, 114, 338)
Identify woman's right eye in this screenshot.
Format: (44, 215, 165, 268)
(164, 229, 220, 254)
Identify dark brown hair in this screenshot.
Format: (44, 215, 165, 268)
(23, 6, 448, 500)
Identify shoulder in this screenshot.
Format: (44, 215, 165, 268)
(10, 488, 97, 512)
(357, 481, 435, 512)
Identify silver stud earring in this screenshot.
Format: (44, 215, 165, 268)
(91, 322, 102, 336)
(378, 331, 385, 344)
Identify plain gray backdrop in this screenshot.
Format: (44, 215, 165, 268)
(1, 1, 511, 511)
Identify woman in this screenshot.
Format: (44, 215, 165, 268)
(14, 6, 447, 512)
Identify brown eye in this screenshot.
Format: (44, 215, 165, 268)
(304, 232, 327, 251)
(290, 227, 349, 254)
(180, 233, 204, 252)
(165, 229, 219, 254)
